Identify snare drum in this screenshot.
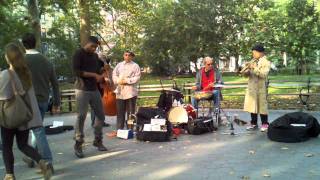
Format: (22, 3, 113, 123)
(168, 104, 197, 124)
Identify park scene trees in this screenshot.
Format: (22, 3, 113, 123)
(0, 0, 319, 76)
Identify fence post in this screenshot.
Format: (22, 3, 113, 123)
(68, 95, 72, 112)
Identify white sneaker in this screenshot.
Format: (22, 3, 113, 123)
(260, 124, 269, 132)
(246, 124, 258, 131)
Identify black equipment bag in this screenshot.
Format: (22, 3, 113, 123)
(267, 112, 320, 143)
(157, 90, 184, 112)
(187, 117, 215, 135)
(136, 107, 172, 142)
(45, 125, 74, 135)
(157, 80, 183, 112)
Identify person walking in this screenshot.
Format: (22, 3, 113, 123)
(0, 43, 52, 180)
(21, 33, 59, 171)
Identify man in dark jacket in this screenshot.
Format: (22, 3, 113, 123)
(22, 32, 60, 171)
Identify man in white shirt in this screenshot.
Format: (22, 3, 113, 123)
(112, 51, 141, 131)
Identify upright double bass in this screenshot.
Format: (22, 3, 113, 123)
(100, 64, 117, 116)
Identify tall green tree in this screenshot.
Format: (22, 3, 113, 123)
(285, 0, 319, 74)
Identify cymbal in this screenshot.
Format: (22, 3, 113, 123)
(214, 84, 224, 88)
(165, 88, 181, 92)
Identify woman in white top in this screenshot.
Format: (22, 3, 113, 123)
(0, 43, 52, 180)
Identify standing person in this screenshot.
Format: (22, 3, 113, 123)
(21, 33, 59, 171)
(0, 43, 52, 180)
(72, 36, 107, 158)
(191, 57, 222, 110)
(242, 44, 271, 132)
(112, 50, 141, 135)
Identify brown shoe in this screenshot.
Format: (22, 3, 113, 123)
(4, 174, 15, 180)
(93, 140, 108, 151)
(74, 141, 84, 158)
(38, 160, 53, 180)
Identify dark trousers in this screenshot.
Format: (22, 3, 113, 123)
(1, 127, 41, 174)
(116, 97, 137, 129)
(251, 113, 268, 125)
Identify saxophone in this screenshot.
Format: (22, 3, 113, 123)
(239, 58, 259, 75)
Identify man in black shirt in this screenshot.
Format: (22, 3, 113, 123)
(72, 36, 107, 158)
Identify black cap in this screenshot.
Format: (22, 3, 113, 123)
(252, 44, 265, 52)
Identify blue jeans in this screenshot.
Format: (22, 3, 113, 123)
(30, 102, 53, 163)
(191, 90, 220, 109)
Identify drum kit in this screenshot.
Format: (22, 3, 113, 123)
(166, 84, 225, 134)
(143, 81, 241, 136)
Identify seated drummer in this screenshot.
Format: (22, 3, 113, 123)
(191, 56, 222, 110)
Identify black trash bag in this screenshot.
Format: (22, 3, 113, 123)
(267, 112, 320, 143)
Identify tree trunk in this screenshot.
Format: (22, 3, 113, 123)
(234, 53, 239, 72)
(27, 0, 41, 49)
(78, 0, 91, 47)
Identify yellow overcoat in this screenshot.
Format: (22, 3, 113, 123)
(243, 56, 271, 114)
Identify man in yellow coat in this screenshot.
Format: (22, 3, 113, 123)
(243, 44, 271, 132)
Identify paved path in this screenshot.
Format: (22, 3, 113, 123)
(1, 110, 320, 180)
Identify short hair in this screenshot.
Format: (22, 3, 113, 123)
(22, 33, 36, 49)
(87, 36, 100, 45)
(203, 56, 213, 65)
(125, 50, 135, 57)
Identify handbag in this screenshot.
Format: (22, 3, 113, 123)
(0, 70, 33, 129)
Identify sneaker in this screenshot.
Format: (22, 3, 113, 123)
(246, 124, 258, 131)
(38, 160, 53, 180)
(93, 140, 108, 151)
(4, 174, 15, 180)
(74, 141, 84, 158)
(260, 124, 269, 132)
(22, 156, 35, 168)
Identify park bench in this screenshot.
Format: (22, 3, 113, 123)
(183, 77, 320, 109)
(60, 89, 76, 112)
(59, 78, 320, 112)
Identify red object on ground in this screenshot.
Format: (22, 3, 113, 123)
(172, 128, 181, 137)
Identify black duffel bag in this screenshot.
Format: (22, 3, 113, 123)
(136, 107, 172, 142)
(267, 112, 320, 143)
(187, 117, 215, 135)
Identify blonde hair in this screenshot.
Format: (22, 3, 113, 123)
(5, 43, 32, 90)
(203, 56, 213, 65)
